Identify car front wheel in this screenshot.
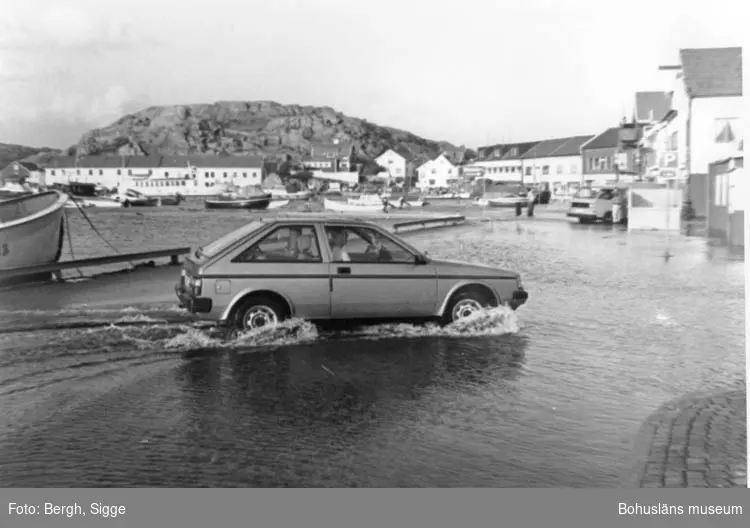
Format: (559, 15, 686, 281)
(442, 290, 493, 325)
(234, 296, 287, 331)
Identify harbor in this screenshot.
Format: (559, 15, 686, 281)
(0, 204, 744, 487)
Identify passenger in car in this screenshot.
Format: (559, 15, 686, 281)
(295, 234, 316, 260)
(329, 229, 351, 262)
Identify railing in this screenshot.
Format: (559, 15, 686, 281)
(0, 247, 191, 281)
(392, 215, 466, 234)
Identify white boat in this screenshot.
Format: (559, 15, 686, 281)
(487, 195, 529, 208)
(268, 188, 311, 200)
(0, 191, 68, 270)
(267, 200, 290, 210)
(323, 198, 384, 213)
(349, 194, 426, 208)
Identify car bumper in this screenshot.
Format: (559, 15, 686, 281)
(175, 283, 213, 314)
(509, 288, 528, 310)
(566, 209, 596, 219)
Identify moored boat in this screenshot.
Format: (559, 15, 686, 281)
(0, 190, 68, 271)
(267, 199, 290, 210)
(115, 189, 159, 207)
(323, 198, 384, 213)
(205, 193, 272, 210)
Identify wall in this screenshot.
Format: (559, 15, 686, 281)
(582, 146, 619, 185)
(416, 155, 459, 189)
(627, 184, 682, 231)
(375, 150, 407, 179)
(470, 159, 523, 182)
(524, 155, 583, 186)
(690, 97, 743, 174)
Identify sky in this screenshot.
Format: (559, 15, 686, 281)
(0, 0, 744, 149)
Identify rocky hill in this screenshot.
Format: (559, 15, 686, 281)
(70, 101, 464, 163)
(0, 143, 60, 169)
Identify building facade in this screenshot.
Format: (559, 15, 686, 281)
(0, 161, 45, 185)
(520, 135, 593, 198)
(415, 153, 460, 189)
(581, 127, 640, 186)
(471, 142, 538, 183)
(375, 147, 415, 183)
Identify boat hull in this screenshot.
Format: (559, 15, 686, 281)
(324, 198, 384, 213)
(205, 197, 272, 210)
(267, 200, 290, 210)
(487, 197, 528, 208)
(0, 191, 67, 270)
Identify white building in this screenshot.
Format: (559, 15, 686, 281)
(520, 135, 593, 198)
(374, 147, 415, 183)
(471, 142, 538, 183)
(416, 153, 459, 189)
(652, 46, 743, 217)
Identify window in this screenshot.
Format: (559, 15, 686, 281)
(525, 167, 532, 176)
(223, 172, 228, 178)
(324, 225, 415, 264)
(509, 147, 519, 157)
(128, 170, 132, 175)
(165, 172, 169, 178)
(88, 170, 93, 175)
(570, 164, 577, 174)
(117, 169, 121, 175)
(556, 164, 563, 174)
(234, 225, 322, 263)
(542, 165, 549, 175)
(447, 169, 452, 174)
(50, 170, 56, 176)
(98, 169, 103, 175)
(431, 168, 437, 174)
(204, 171, 209, 177)
(429, 179, 436, 185)
(77, 170, 81, 175)
(669, 131, 679, 150)
(243, 172, 247, 178)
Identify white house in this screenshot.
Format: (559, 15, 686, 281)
(0, 160, 45, 186)
(416, 153, 459, 189)
(374, 147, 415, 183)
(520, 135, 593, 198)
(471, 142, 538, 182)
(655, 46, 743, 217)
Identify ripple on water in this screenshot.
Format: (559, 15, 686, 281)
(0, 215, 744, 487)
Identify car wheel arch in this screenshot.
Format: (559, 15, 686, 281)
(438, 281, 499, 317)
(223, 289, 294, 322)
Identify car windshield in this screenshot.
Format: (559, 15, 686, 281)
(198, 220, 266, 258)
(573, 189, 597, 199)
(598, 189, 615, 200)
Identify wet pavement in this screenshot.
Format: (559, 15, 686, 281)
(0, 209, 744, 487)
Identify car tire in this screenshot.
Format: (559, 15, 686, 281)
(602, 212, 613, 224)
(234, 296, 287, 331)
(441, 290, 493, 325)
(578, 217, 593, 224)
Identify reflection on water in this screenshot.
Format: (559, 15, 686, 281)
(0, 213, 744, 487)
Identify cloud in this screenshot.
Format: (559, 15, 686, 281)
(0, 6, 151, 52)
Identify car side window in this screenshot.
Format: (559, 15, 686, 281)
(325, 226, 415, 264)
(233, 225, 322, 263)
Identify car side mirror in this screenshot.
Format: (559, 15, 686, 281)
(414, 254, 428, 265)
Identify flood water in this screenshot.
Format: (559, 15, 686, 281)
(0, 207, 745, 487)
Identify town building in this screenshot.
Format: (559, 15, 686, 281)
(415, 153, 460, 190)
(471, 142, 538, 182)
(581, 127, 641, 187)
(634, 92, 672, 126)
(374, 146, 416, 184)
(520, 135, 594, 199)
(0, 160, 45, 185)
(707, 155, 744, 246)
(655, 46, 743, 218)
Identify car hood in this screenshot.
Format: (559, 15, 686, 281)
(428, 258, 518, 279)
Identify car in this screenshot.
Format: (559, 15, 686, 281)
(566, 186, 628, 224)
(175, 216, 528, 331)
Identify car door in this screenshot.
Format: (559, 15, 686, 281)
(323, 224, 438, 319)
(229, 223, 331, 319)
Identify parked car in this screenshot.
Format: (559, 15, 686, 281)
(175, 217, 528, 331)
(566, 187, 628, 224)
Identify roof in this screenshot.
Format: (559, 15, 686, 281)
(477, 141, 540, 161)
(41, 156, 78, 168)
(679, 47, 743, 97)
(582, 127, 621, 150)
(16, 161, 42, 171)
(635, 92, 672, 122)
(76, 156, 127, 168)
(126, 155, 163, 168)
(302, 155, 336, 163)
(378, 146, 414, 162)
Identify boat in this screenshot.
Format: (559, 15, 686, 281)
(0, 190, 68, 271)
(267, 200, 290, 210)
(487, 194, 529, 208)
(205, 193, 272, 210)
(323, 198, 384, 213)
(268, 188, 311, 200)
(114, 189, 159, 207)
(348, 194, 427, 208)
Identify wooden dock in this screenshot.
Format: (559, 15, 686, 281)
(0, 247, 191, 282)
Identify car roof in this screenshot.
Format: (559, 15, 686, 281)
(258, 215, 384, 227)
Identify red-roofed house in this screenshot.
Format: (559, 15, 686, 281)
(655, 46, 743, 217)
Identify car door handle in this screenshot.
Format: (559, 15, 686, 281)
(337, 267, 351, 275)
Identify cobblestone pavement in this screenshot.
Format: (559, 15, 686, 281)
(630, 389, 747, 487)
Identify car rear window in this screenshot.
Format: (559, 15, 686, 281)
(198, 220, 265, 258)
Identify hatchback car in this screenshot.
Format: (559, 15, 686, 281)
(175, 217, 528, 331)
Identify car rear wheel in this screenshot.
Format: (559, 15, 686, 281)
(602, 211, 613, 224)
(442, 290, 493, 325)
(234, 296, 287, 331)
